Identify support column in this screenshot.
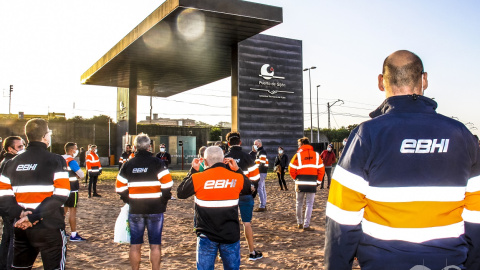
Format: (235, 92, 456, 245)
(128, 73, 138, 135)
(231, 44, 239, 132)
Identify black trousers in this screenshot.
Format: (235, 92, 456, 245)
(88, 174, 98, 195)
(0, 216, 14, 270)
(320, 167, 332, 189)
(277, 170, 287, 189)
(12, 227, 66, 270)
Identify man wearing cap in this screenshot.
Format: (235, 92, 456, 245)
(319, 143, 336, 189)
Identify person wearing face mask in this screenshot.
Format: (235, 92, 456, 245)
(319, 143, 336, 189)
(0, 136, 24, 270)
(155, 144, 171, 168)
(86, 145, 102, 198)
(274, 147, 289, 191)
(0, 118, 70, 270)
(62, 142, 86, 242)
(253, 139, 269, 212)
(119, 144, 133, 169)
(338, 138, 348, 159)
(325, 50, 480, 270)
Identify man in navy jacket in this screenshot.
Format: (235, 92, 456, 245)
(324, 50, 480, 270)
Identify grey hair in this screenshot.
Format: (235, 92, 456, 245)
(198, 146, 207, 158)
(254, 139, 262, 145)
(204, 146, 224, 165)
(134, 133, 151, 151)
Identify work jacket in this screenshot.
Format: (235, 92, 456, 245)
(177, 163, 251, 244)
(324, 95, 480, 270)
(86, 151, 102, 175)
(62, 154, 82, 192)
(225, 145, 260, 195)
(255, 147, 269, 173)
(116, 150, 172, 214)
(289, 144, 325, 193)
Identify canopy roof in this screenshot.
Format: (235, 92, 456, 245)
(81, 0, 282, 97)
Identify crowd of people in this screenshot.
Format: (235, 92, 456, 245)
(1, 50, 480, 270)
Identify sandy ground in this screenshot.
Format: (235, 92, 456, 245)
(1, 174, 361, 269)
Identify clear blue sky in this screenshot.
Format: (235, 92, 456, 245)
(1, 0, 479, 135)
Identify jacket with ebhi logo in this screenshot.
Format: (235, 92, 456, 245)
(177, 163, 251, 244)
(0, 141, 70, 230)
(115, 150, 172, 214)
(324, 95, 480, 270)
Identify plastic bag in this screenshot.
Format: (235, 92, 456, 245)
(114, 204, 130, 244)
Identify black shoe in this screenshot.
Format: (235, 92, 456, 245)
(92, 193, 101, 197)
(249, 250, 263, 261)
(88, 194, 91, 198)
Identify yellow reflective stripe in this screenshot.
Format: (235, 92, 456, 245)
(326, 202, 364, 225)
(362, 219, 464, 243)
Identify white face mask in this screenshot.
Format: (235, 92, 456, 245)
(253, 145, 258, 151)
(73, 150, 79, 158)
(94, 149, 97, 153)
(16, 149, 26, 155)
(160, 147, 165, 153)
(327, 147, 332, 152)
(278, 150, 283, 154)
(343, 141, 347, 146)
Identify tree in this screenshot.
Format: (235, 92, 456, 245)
(209, 127, 222, 141)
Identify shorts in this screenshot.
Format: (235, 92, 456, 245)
(238, 195, 254, 223)
(128, 213, 164, 245)
(64, 192, 79, 208)
(13, 227, 67, 270)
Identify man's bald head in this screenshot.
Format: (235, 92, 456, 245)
(379, 50, 427, 97)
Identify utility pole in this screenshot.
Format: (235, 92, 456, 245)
(327, 99, 344, 129)
(303, 67, 316, 142)
(9, 85, 13, 114)
(316, 85, 321, 143)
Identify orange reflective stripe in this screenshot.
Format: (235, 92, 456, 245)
(328, 179, 367, 212)
(16, 192, 54, 204)
(54, 177, 70, 190)
(364, 200, 464, 228)
(159, 173, 172, 184)
(129, 186, 161, 194)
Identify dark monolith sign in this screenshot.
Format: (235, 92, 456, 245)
(232, 34, 303, 164)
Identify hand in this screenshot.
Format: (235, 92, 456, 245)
(191, 158, 203, 171)
(20, 210, 32, 218)
(224, 158, 239, 171)
(15, 216, 33, 230)
(250, 184, 256, 192)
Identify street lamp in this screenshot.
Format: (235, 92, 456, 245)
(316, 85, 321, 143)
(303, 66, 316, 142)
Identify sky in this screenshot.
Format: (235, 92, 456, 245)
(1, 0, 479, 135)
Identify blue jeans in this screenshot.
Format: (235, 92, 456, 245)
(196, 234, 240, 270)
(258, 173, 267, 208)
(128, 213, 164, 245)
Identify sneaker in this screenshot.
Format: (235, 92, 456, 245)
(253, 207, 266, 212)
(92, 193, 102, 197)
(249, 250, 263, 261)
(297, 224, 303, 229)
(70, 234, 87, 242)
(303, 226, 315, 231)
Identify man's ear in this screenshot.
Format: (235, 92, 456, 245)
(378, 74, 385, 92)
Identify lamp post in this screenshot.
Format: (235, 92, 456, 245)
(316, 85, 321, 143)
(303, 66, 316, 142)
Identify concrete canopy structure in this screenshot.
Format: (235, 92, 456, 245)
(81, 0, 283, 97)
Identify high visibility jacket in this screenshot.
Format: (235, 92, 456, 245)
(324, 95, 480, 270)
(177, 163, 251, 244)
(225, 145, 260, 194)
(119, 151, 132, 166)
(62, 154, 82, 192)
(86, 151, 101, 174)
(0, 141, 70, 229)
(255, 147, 269, 173)
(289, 144, 325, 193)
(116, 150, 173, 214)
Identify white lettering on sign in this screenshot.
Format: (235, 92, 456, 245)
(204, 179, 237, 189)
(16, 164, 38, 171)
(132, 168, 148, 173)
(400, 139, 449, 153)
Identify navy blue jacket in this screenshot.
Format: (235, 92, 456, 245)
(324, 95, 480, 270)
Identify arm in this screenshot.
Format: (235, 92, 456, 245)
(464, 134, 480, 268)
(158, 166, 173, 202)
(177, 167, 197, 199)
(29, 157, 70, 223)
(69, 160, 84, 180)
(324, 132, 369, 270)
(288, 154, 298, 180)
(115, 165, 129, 203)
